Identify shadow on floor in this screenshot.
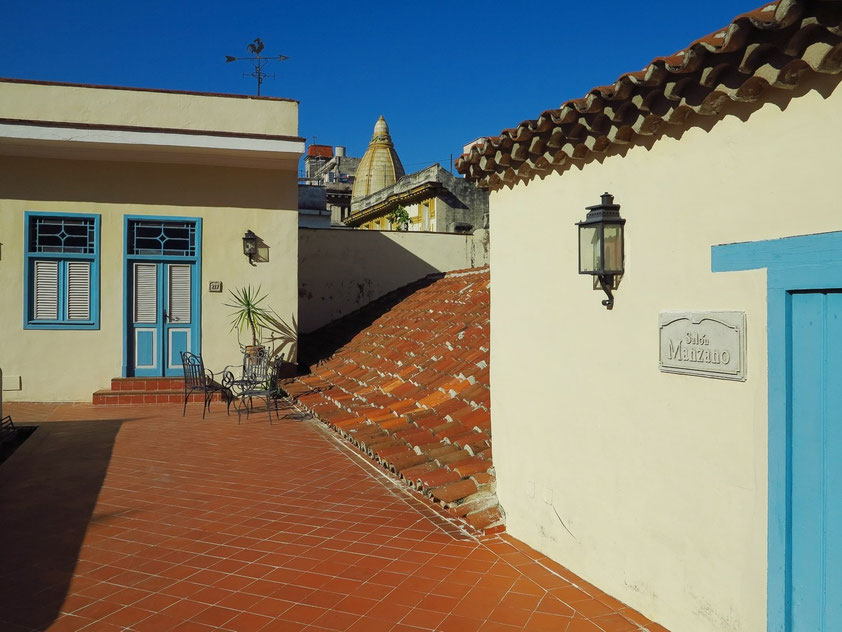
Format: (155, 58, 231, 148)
(297, 272, 444, 368)
(0, 419, 125, 631)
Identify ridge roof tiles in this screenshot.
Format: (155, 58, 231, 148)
(292, 268, 502, 532)
(456, 0, 842, 190)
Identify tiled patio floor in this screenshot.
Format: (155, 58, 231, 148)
(0, 401, 666, 632)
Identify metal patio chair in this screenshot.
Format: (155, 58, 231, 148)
(225, 356, 288, 424)
(223, 346, 271, 396)
(180, 352, 230, 419)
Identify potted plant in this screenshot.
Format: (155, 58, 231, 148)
(225, 285, 269, 358)
(225, 286, 298, 373)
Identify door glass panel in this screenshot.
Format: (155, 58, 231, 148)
(134, 263, 158, 323)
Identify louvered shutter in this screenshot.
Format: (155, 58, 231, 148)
(168, 265, 191, 323)
(66, 261, 91, 320)
(134, 263, 158, 323)
(33, 260, 59, 320)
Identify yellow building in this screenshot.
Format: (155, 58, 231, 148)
(457, 1, 842, 631)
(348, 117, 488, 233)
(0, 78, 304, 402)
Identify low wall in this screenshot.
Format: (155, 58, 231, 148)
(299, 228, 487, 333)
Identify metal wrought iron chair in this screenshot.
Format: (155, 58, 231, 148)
(226, 356, 288, 424)
(180, 352, 230, 418)
(223, 347, 271, 395)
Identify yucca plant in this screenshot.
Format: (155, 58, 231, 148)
(225, 285, 269, 348)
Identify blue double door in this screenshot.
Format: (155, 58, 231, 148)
(789, 291, 842, 630)
(128, 260, 197, 377)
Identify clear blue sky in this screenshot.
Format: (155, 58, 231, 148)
(1, 0, 757, 174)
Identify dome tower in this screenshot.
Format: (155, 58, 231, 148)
(351, 116, 405, 200)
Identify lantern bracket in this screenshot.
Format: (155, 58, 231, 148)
(597, 274, 615, 309)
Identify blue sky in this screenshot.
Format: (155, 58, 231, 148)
(1, 0, 757, 173)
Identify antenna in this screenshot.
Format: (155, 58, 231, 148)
(225, 38, 288, 96)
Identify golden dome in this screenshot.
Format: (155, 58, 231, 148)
(352, 115, 405, 200)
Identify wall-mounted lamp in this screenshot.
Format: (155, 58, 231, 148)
(242, 230, 258, 266)
(577, 193, 625, 309)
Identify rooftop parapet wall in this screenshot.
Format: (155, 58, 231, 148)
(0, 78, 300, 137)
(298, 227, 487, 334)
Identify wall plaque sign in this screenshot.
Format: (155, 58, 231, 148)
(209, 281, 223, 293)
(659, 311, 746, 381)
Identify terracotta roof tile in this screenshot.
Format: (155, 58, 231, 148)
(430, 479, 480, 504)
(291, 268, 501, 532)
(457, 0, 842, 190)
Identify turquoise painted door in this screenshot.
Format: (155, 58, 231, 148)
(130, 261, 195, 377)
(790, 291, 842, 630)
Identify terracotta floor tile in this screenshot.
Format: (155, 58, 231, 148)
(216, 590, 264, 611)
(366, 600, 413, 622)
(416, 593, 461, 614)
(311, 608, 361, 631)
(567, 616, 606, 631)
(344, 614, 394, 632)
(222, 611, 275, 631)
(282, 603, 328, 624)
(527, 611, 576, 631)
(570, 597, 615, 618)
(592, 612, 644, 631)
(190, 604, 240, 627)
(159, 598, 211, 621)
(488, 605, 534, 627)
(172, 620, 218, 632)
(400, 606, 448, 629)
(1, 402, 665, 632)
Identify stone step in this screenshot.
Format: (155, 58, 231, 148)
(110, 377, 185, 391)
(92, 389, 225, 406)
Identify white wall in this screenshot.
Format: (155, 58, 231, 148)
(490, 75, 842, 631)
(298, 228, 487, 333)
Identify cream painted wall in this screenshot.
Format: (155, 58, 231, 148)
(0, 156, 298, 402)
(0, 80, 298, 136)
(490, 75, 842, 632)
(298, 228, 484, 334)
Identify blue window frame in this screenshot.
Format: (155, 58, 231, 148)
(24, 212, 101, 329)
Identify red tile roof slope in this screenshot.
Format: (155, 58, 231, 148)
(456, 0, 842, 190)
(285, 268, 501, 532)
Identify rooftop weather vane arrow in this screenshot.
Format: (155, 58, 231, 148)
(225, 38, 288, 96)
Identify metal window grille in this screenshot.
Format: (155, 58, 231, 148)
(128, 220, 196, 257)
(29, 216, 96, 254)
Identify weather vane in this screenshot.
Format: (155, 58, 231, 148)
(225, 38, 288, 96)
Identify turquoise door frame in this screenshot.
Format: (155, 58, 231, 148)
(122, 216, 202, 378)
(713, 230, 842, 632)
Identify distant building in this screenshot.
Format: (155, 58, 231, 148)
(345, 164, 488, 233)
(299, 144, 361, 226)
(349, 116, 487, 232)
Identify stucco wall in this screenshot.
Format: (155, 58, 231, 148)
(0, 79, 298, 136)
(0, 155, 298, 402)
(490, 75, 842, 632)
(298, 228, 487, 333)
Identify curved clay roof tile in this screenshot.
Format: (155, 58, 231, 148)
(458, 0, 842, 190)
